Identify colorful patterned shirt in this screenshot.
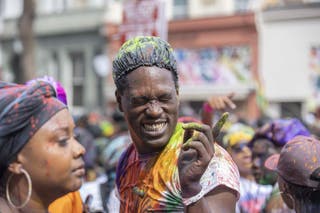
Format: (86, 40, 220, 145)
(116, 122, 240, 212)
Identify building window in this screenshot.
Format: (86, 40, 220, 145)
(173, 0, 188, 19)
(69, 51, 85, 106)
(37, 0, 106, 14)
(37, 0, 67, 14)
(2, 0, 22, 19)
(234, 0, 250, 12)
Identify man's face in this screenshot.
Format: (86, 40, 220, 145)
(116, 66, 179, 154)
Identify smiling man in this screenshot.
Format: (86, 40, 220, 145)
(111, 36, 240, 212)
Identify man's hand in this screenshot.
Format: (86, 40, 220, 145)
(178, 123, 214, 198)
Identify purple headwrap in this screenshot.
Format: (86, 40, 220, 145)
(251, 118, 311, 147)
(0, 81, 67, 178)
(26, 76, 68, 105)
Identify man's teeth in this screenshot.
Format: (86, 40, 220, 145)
(144, 123, 165, 131)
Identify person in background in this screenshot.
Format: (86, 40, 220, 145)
(265, 135, 320, 213)
(75, 114, 97, 182)
(201, 93, 236, 146)
(110, 36, 240, 212)
(223, 123, 272, 213)
(201, 93, 236, 127)
(102, 110, 131, 212)
(79, 110, 131, 212)
(0, 80, 85, 212)
(250, 118, 310, 212)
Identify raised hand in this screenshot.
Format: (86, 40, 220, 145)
(178, 123, 214, 198)
(207, 93, 236, 111)
(202, 93, 235, 127)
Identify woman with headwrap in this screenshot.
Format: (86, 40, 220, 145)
(0, 80, 86, 212)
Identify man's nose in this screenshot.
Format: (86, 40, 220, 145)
(146, 101, 163, 117)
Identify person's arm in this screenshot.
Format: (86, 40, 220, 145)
(201, 102, 215, 127)
(185, 186, 237, 213)
(201, 93, 236, 127)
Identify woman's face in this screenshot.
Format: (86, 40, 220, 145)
(18, 109, 85, 197)
(230, 142, 253, 176)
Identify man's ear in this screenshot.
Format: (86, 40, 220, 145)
(115, 90, 123, 112)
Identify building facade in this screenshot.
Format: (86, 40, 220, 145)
(1, 0, 108, 114)
(104, 0, 261, 122)
(2, 0, 319, 121)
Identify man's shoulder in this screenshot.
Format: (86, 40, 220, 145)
(202, 143, 240, 199)
(117, 143, 136, 166)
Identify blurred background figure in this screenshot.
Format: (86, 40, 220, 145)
(223, 123, 273, 213)
(250, 118, 310, 213)
(79, 109, 130, 212)
(74, 114, 97, 181)
(99, 110, 131, 211)
(265, 135, 320, 213)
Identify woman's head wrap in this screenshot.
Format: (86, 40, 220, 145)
(0, 81, 67, 178)
(223, 123, 254, 150)
(26, 75, 68, 105)
(250, 118, 311, 147)
(112, 36, 178, 86)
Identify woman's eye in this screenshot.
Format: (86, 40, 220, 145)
(74, 132, 80, 141)
(58, 138, 69, 147)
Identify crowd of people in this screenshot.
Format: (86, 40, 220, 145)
(1, 36, 320, 213)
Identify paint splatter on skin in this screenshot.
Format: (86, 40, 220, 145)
(182, 122, 203, 147)
(41, 159, 50, 177)
(212, 112, 229, 139)
(181, 112, 229, 147)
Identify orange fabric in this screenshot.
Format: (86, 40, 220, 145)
(49, 191, 83, 213)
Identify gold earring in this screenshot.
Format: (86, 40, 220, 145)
(6, 168, 32, 209)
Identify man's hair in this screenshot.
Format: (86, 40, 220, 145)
(112, 36, 179, 94)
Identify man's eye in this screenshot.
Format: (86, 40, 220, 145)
(160, 97, 170, 102)
(159, 94, 173, 102)
(131, 98, 147, 105)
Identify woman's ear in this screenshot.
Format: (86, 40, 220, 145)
(280, 191, 294, 209)
(278, 176, 294, 209)
(8, 153, 27, 174)
(115, 90, 123, 112)
(7, 161, 23, 174)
